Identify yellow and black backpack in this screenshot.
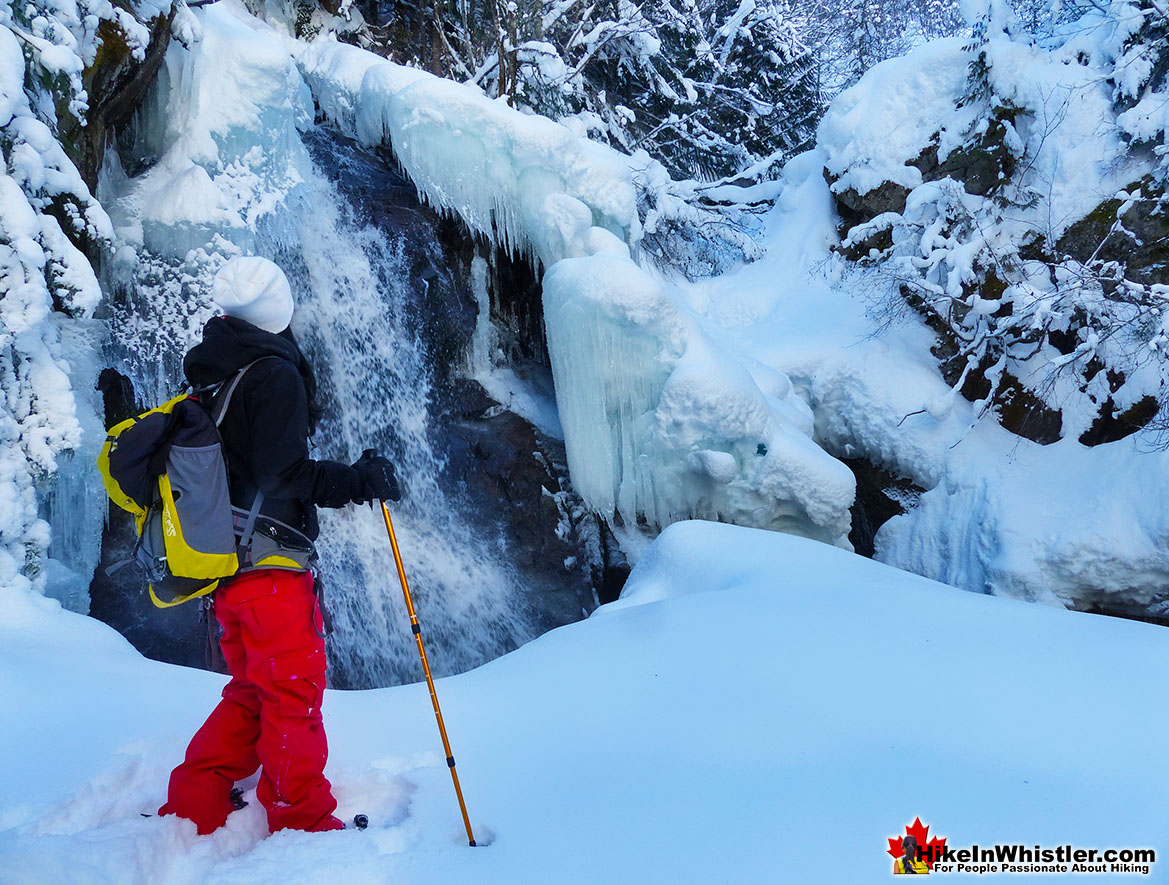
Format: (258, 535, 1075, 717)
(98, 360, 314, 607)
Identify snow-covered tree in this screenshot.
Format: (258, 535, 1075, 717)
(563, 0, 821, 180)
(789, 0, 964, 95)
(0, 0, 149, 594)
(340, 0, 821, 181)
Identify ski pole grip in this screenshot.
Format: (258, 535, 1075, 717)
(360, 448, 395, 507)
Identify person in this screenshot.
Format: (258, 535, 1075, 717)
(158, 256, 399, 835)
(894, 834, 930, 874)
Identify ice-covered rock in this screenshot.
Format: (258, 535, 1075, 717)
(297, 39, 640, 267)
(544, 252, 854, 545)
(119, 2, 314, 258)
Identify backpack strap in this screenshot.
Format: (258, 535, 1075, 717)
(238, 490, 265, 559)
(211, 358, 271, 426)
(207, 356, 312, 571)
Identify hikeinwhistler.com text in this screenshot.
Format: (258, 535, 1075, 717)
(922, 844, 1156, 875)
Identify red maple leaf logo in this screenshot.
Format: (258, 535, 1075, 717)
(887, 817, 947, 869)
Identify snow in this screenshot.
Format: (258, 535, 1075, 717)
(297, 39, 640, 267)
(1, 520, 1166, 882)
(801, 16, 1169, 600)
(670, 140, 1169, 613)
(3, 5, 1169, 875)
(818, 38, 976, 196)
(878, 429, 1169, 609)
(818, 33, 1142, 238)
(0, 17, 110, 608)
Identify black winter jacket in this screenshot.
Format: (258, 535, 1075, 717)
(184, 316, 362, 540)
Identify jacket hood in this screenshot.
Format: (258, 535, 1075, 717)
(184, 315, 302, 388)
(186, 315, 324, 434)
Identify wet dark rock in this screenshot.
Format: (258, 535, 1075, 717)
(1079, 395, 1160, 446)
(441, 378, 597, 627)
(97, 368, 138, 427)
(303, 130, 479, 389)
(1080, 601, 1169, 629)
(897, 285, 1064, 445)
(88, 508, 212, 670)
(827, 169, 910, 234)
(993, 374, 1063, 445)
(592, 517, 630, 604)
(64, 11, 175, 190)
(844, 459, 924, 558)
(910, 107, 1020, 198)
(490, 250, 549, 369)
(840, 222, 894, 262)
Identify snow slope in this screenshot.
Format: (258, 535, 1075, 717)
(2, 520, 1166, 882)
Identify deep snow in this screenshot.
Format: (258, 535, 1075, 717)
(1, 520, 1166, 883)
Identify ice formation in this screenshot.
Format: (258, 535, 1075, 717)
(297, 40, 640, 266)
(297, 36, 856, 546)
(543, 254, 854, 543)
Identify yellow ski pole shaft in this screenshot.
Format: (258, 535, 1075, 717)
(380, 501, 477, 847)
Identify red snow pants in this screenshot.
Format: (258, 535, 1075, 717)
(159, 568, 344, 834)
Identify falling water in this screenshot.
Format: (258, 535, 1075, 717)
(254, 146, 536, 687)
(100, 133, 542, 688)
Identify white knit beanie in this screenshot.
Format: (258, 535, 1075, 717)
(211, 257, 294, 334)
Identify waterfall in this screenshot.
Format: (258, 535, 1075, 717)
(254, 146, 535, 687)
(92, 7, 558, 686)
(101, 131, 542, 687)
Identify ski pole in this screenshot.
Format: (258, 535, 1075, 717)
(380, 500, 477, 847)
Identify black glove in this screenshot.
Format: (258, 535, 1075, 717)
(351, 449, 402, 503)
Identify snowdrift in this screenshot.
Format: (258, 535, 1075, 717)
(1, 521, 1166, 883)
